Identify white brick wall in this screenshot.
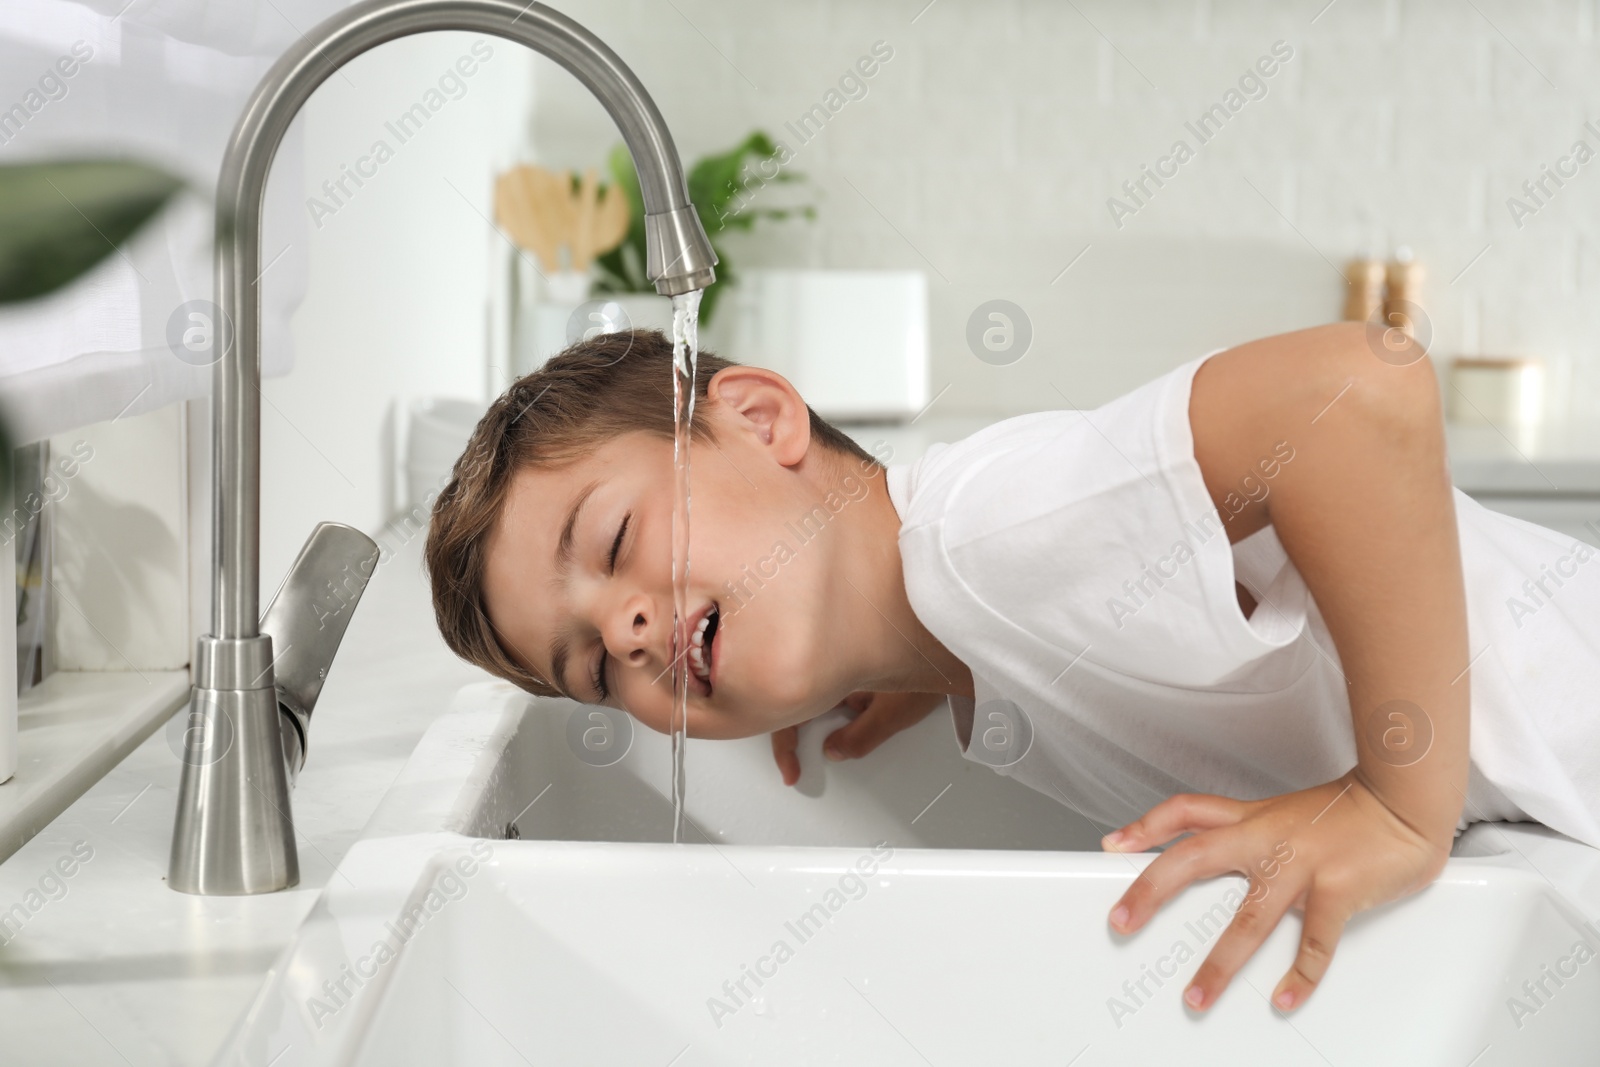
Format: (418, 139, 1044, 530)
(530, 0, 1600, 422)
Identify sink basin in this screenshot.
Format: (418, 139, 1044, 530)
(215, 683, 1600, 1065)
(360, 681, 1103, 852)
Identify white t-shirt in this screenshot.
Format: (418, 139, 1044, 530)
(886, 352, 1600, 848)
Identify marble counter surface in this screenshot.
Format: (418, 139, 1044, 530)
(0, 534, 486, 1065)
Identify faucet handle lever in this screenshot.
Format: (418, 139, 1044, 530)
(259, 522, 380, 777)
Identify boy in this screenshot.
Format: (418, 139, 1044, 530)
(424, 322, 1600, 1016)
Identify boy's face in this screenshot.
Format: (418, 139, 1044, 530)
(481, 366, 873, 740)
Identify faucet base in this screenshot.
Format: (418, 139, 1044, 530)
(176, 0, 721, 894)
(168, 682, 299, 895)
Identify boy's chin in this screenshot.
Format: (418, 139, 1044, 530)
(629, 675, 848, 741)
(709, 705, 816, 741)
(689, 695, 842, 742)
(764, 692, 856, 736)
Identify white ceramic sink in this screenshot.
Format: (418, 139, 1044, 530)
(363, 680, 1102, 852)
(214, 682, 1600, 1065)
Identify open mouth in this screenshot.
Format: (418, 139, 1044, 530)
(688, 602, 719, 692)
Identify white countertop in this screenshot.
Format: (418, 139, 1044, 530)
(0, 669, 190, 862)
(1444, 420, 1600, 495)
(0, 534, 486, 1065)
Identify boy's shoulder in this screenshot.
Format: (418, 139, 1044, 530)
(888, 410, 1073, 532)
(891, 356, 1208, 539)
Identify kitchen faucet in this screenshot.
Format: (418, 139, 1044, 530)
(169, 0, 717, 895)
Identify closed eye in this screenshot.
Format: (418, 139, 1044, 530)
(591, 650, 609, 701)
(592, 512, 630, 701)
(608, 512, 629, 573)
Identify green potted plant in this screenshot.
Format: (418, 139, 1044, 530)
(592, 130, 814, 328)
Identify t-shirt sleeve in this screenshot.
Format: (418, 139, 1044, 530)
(897, 354, 1314, 691)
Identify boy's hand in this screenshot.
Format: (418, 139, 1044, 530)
(770, 691, 946, 786)
(1102, 769, 1450, 1014)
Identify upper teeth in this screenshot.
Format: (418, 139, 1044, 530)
(689, 612, 714, 682)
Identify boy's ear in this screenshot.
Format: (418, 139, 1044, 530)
(705, 365, 811, 466)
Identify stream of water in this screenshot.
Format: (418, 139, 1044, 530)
(668, 289, 702, 845)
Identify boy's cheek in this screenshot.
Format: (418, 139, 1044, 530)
(622, 690, 672, 737)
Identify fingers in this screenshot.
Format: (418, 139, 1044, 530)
(840, 691, 875, 715)
(1182, 873, 1298, 1012)
(773, 692, 939, 785)
(1269, 891, 1347, 1012)
(770, 725, 800, 787)
(825, 693, 940, 761)
(1108, 829, 1245, 935)
(1113, 844, 1346, 1013)
(823, 714, 894, 761)
(1103, 793, 1250, 853)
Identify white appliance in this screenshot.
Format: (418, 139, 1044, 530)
(727, 269, 929, 421)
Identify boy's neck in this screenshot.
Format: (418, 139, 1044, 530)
(829, 457, 974, 700)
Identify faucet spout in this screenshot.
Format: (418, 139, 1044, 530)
(170, 0, 715, 895)
(213, 0, 714, 642)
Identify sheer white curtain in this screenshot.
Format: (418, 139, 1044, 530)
(0, 0, 350, 443)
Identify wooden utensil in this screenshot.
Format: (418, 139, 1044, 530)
(569, 167, 631, 271)
(494, 164, 570, 274)
(494, 162, 631, 276)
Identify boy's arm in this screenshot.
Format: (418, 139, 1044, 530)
(1102, 321, 1469, 1013)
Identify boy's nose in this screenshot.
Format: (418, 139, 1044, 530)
(610, 593, 658, 667)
